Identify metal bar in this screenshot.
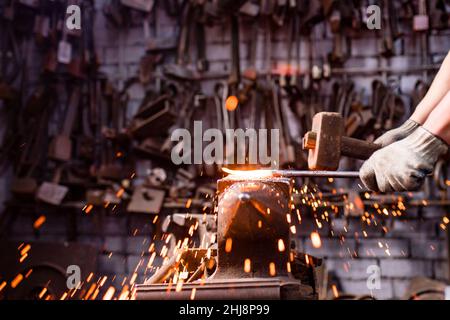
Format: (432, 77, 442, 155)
(272, 170, 360, 178)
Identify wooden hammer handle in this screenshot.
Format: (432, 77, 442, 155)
(341, 136, 382, 160)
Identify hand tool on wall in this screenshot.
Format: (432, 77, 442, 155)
(380, 0, 403, 57)
(36, 84, 82, 205)
(48, 85, 81, 162)
(237, 17, 258, 106)
(35, 164, 68, 205)
(228, 14, 241, 99)
(302, 112, 382, 170)
(193, 1, 209, 73)
(429, 0, 449, 30)
(163, 0, 195, 80)
(10, 98, 51, 196)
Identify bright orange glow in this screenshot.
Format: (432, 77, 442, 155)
(102, 286, 116, 300)
(269, 262, 276, 276)
(225, 238, 233, 253)
(11, 274, 23, 288)
(20, 244, 31, 256)
(311, 232, 322, 248)
(278, 239, 285, 252)
(332, 284, 339, 298)
(118, 285, 130, 300)
(190, 288, 196, 300)
(85, 205, 93, 214)
(222, 168, 273, 179)
(19, 253, 28, 263)
(244, 259, 251, 273)
(38, 287, 48, 299)
(225, 95, 239, 111)
(116, 188, 125, 198)
(33, 215, 46, 229)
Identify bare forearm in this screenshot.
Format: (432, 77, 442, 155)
(410, 50, 450, 124)
(423, 91, 450, 145)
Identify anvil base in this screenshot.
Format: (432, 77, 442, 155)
(135, 277, 316, 300)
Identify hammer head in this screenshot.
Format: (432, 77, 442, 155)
(303, 112, 344, 170)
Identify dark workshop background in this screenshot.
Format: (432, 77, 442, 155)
(0, 0, 449, 300)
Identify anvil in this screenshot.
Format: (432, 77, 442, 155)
(135, 176, 322, 300)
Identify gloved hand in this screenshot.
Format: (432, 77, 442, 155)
(360, 126, 449, 192)
(374, 119, 420, 147)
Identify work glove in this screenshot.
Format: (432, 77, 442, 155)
(374, 119, 420, 147)
(360, 126, 449, 192)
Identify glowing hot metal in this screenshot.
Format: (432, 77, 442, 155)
(222, 168, 360, 179)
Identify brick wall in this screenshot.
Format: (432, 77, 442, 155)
(1, 1, 449, 299)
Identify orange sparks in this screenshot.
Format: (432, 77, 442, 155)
(225, 95, 239, 111)
(147, 252, 156, 268)
(118, 285, 130, 300)
(99, 276, 108, 287)
(311, 232, 322, 248)
(86, 272, 94, 283)
(19, 253, 28, 263)
(269, 262, 276, 276)
(278, 239, 285, 252)
(38, 287, 48, 299)
(286, 213, 291, 223)
(60, 292, 68, 300)
(185, 199, 192, 209)
(20, 244, 31, 256)
(332, 284, 339, 298)
(290, 225, 297, 234)
(190, 288, 196, 300)
(91, 288, 100, 300)
(84, 283, 97, 300)
(0, 281, 6, 292)
(130, 273, 138, 285)
(102, 286, 116, 300)
(116, 188, 125, 198)
(244, 259, 252, 273)
(225, 238, 233, 253)
(11, 274, 24, 288)
(33, 215, 46, 229)
(85, 204, 94, 214)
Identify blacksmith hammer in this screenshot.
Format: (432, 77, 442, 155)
(303, 112, 382, 170)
